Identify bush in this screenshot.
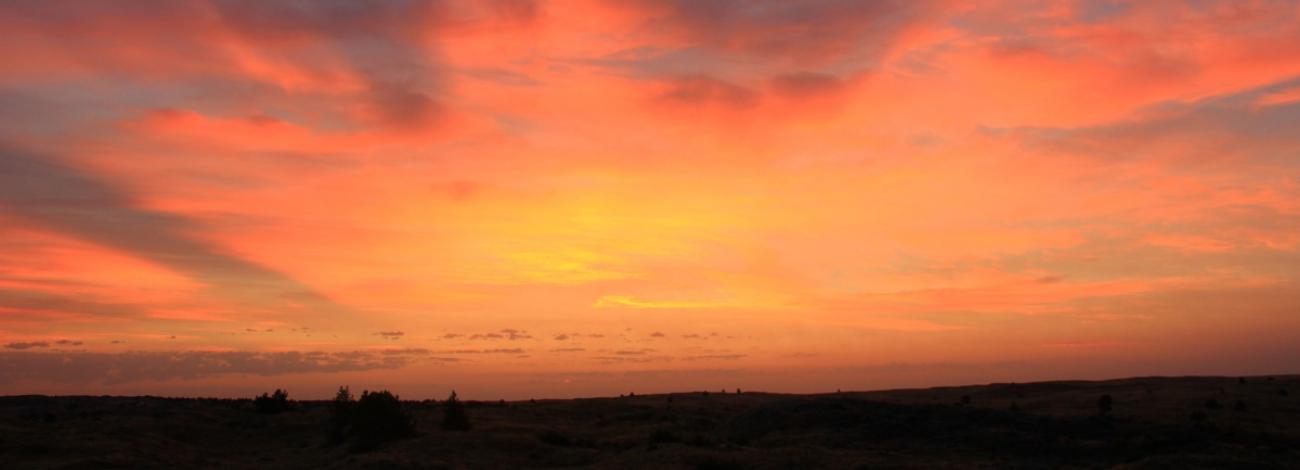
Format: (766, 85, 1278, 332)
(537, 430, 572, 446)
(1097, 394, 1113, 415)
(441, 390, 471, 431)
(353, 390, 414, 445)
(328, 387, 414, 451)
(253, 389, 292, 414)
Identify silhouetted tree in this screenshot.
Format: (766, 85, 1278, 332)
(1238, 377, 1247, 385)
(351, 390, 414, 449)
(1205, 398, 1221, 410)
(1234, 399, 1248, 412)
(1097, 394, 1113, 415)
(329, 386, 354, 444)
(736, 388, 741, 394)
(441, 390, 471, 431)
(253, 388, 292, 414)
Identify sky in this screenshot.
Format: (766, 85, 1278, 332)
(2, 0, 1299, 400)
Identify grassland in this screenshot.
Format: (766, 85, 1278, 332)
(2, 375, 1298, 469)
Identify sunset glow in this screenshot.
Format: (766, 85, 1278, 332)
(2, 0, 1299, 399)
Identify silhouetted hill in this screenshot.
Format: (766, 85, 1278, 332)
(2, 375, 1298, 468)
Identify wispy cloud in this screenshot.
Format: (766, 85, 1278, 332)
(594, 295, 725, 309)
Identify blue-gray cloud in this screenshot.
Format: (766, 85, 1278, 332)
(0, 147, 344, 318)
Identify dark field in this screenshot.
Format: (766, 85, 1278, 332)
(3, 376, 1299, 469)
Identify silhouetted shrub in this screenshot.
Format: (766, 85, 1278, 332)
(1238, 377, 1247, 385)
(960, 395, 972, 406)
(350, 390, 414, 450)
(253, 389, 291, 414)
(1189, 410, 1208, 423)
(1205, 399, 1221, 410)
(1280, 388, 1290, 397)
(1097, 394, 1113, 415)
(1233, 400, 1248, 412)
(537, 430, 572, 446)
(441, 390, 471, 431)
(649, 427, 681, 446)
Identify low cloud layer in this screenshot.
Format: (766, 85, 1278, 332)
(0, 349, 432, 385)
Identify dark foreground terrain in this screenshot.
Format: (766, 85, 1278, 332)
(2, 376, 1299, 469)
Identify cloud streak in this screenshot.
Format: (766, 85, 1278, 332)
(0, 349, 431, 385)
(0, 148, 345, 319)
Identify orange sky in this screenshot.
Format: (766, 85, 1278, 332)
(2, 0, 1300, 399)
